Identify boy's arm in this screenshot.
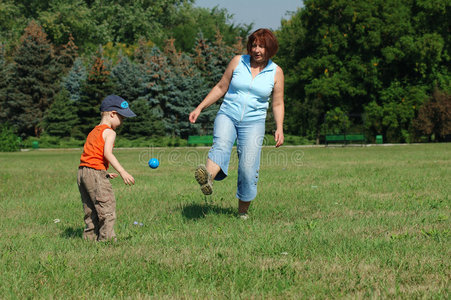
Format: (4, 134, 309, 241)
(103, 129, 135, 185)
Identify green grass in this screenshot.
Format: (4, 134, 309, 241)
(0, 144, 449, 298)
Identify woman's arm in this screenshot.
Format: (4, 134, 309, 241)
(189, 55, 241, 124)
(272, 66, 285, 147)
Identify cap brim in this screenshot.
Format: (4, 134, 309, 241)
(117, 108, 136, 118)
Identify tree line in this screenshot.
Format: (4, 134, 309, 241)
(0, 0, 249, 143)
(0, 21, 244, 140)
(0, 0, 450, 147)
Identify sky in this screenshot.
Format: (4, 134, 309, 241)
(194, 0, 304, 32)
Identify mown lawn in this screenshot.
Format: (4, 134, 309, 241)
(0, 144, 449, 298)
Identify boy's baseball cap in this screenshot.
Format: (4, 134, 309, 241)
(100, 95, 136, 118)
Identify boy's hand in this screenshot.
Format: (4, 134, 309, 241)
(107, 173, 118, 179)
(120, 170, 135, 185)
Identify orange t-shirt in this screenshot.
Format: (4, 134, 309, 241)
(79, 124, 112, 170)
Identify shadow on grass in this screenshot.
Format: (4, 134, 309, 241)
(61, 227, 83, 239)
(181, 202, 236, 220)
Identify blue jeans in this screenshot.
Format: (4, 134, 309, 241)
(208, 113, 266, 201)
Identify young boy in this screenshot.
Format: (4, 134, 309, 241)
(77, 95, 136, 242)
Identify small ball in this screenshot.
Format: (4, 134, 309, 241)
(148, 158, 159, 169)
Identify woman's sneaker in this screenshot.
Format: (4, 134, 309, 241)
(238, 213, 249, 220)
(195, 165, 213, 195)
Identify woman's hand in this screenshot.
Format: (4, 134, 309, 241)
(275, 129, 284, 148)
(189, 107, 202, 124)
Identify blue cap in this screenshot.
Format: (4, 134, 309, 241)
(100, 95, 136, 118)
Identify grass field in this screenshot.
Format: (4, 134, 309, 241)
(0, 144, 449, 298)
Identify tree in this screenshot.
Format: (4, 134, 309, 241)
(7, 20, 59, 137)
(191, 31, 243, 134)
(111, 53, 144, 102)
(43, 88, 77, 137)
(364, 83, 429, 142)
(161, 39, 208, 137)
(87, 0, 196, 49)
(277, 0, 451, 142)
(138, 40, 208, 138)
(38, 0, 95, 49)
(55, 33, 78, 73)
(0, 43, 14, 124)
(170, 5, 252, 52)
(321, 107, 351, 135)
(118, 98, 165, 139)
(413, 89, 451, 142)
(62, 57, 87, 102)
(0, 0, 27, 47)
(75, 47, 113, 137)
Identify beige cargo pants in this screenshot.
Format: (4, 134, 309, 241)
(77, 167, 116, 242)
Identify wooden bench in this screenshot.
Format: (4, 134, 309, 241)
(325, 134, 366, 146)
(187, 135, 213, 145)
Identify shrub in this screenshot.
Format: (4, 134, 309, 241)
(0, 125, 20, 152)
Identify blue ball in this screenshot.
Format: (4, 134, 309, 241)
(148, 158, 159, 169)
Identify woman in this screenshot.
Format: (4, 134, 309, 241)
(189, 28, 284, 219)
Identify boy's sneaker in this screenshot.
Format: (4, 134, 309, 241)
(238, 213, 249, 220)
(195, 165, 213, 195)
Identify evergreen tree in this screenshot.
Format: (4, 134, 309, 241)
(118, 98, 165, 139)
(192, 31, 240, 134)
(193, 31, 238, 87)
(8, 20, 59, 137)
(62, 57, 87, 102)
(43, 88, 77, 137)
(161, 39, 208, 138)
(139, 46, 168, 115)
(75, 47, 113, 138)
(138, 40, 209, 138)
(111, 53, 157, 138)
(111, 53, 143, 102)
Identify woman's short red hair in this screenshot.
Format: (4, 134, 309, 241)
(247, 28, 279, 60)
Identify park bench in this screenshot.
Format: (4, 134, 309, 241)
(325, 134, 366, 146)
(187, 135, 213, 145)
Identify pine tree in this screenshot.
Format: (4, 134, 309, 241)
(43, 88, 77, 137)
(8, 20, 59, 137)
(192, 31, 238, 134)
(139, 46, 170, 120)
(193, 32, 216, 86)
(62, 57, 87, 102)
(56, 33, 79, 74)
(75, 47, 113, 138)
(111, 53, 143, 102)
(161, 39, 208, 138)
(118, 98, 164, 139)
